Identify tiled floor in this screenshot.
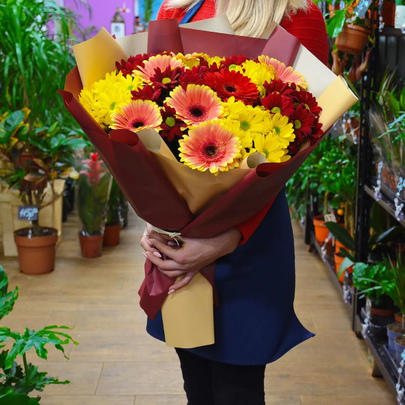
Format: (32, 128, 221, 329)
(0, 210, 397, 405)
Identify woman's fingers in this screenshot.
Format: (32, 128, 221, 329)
(168, 272, 195, 292)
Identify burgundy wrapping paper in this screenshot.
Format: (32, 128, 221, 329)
(148, 19, 300, 66)
(60, 19, 321, 319)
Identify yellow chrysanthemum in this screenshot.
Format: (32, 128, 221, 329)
(253, 134, 290, 163)
(241, 60, 276, 96)
(207, 56, 225, 68)
(223, 99, 268, 140)
(263, 113, 295, 148)
(175, 52, 208, 69)
(79, 71, 143, 128)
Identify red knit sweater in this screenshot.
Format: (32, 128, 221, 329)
(157, 0, 329, 243)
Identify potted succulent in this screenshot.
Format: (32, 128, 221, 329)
(0, 0, 89, 272)
(77, 152, 112, 258)
(0, 266, 78, 403)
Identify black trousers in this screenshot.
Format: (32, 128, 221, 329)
(175, 348, 266, 405)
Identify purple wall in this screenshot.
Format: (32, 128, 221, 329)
(66, 1, 164, 39)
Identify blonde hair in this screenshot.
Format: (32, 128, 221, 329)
(164, 0, 309, 37)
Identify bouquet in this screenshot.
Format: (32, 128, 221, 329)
(79, 51, 323, 174)
(60, 17, 357, 348)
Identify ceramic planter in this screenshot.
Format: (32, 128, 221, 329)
(335, 24, 371, 55)
(395, 5, 405, 29)
(14, 227, 58, 274)
(387, 323, 405, 351)
(395, 335, 405, 364)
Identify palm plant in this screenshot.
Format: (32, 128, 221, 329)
(142, 0, 157, 23)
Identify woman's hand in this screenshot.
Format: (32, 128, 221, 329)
(140, 225, 242, 292)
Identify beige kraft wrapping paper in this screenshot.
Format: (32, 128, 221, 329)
(69, 17, 358, 348)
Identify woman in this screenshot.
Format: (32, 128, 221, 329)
(141, 1, 329, 404)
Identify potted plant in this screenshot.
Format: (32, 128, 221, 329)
(0, 265, 78, 403)
(0, 1, 89, 273)
(325, 202, 405, 280)
(77, 152, 112, 258)
(103, 179, 125, 247)
(323, 0, 372, 55)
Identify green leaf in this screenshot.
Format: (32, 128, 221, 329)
(0, 393, 40, 405)
(326, 10, 346, 38)
(324, 222, 356, 251)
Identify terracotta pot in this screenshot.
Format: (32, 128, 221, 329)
(313, 215, 330, 243)
(335, 238, 345, 254)
(335, 24, 371, 55)
(14, 227, 58, 275)
(79, 233, 103, 258)
(334, 253, 353, 284)
(103, 224, 121, 247)
(395, 312, 404, 324)
(382, 1, 396, 27)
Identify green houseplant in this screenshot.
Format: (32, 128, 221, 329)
(0, 266, 78, 404)
(0, 0, 88, 272)
(325, 202, 405, 277)
(77, 152, 112, 258)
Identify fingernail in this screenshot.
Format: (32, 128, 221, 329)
(142, 252, 147, 258)
(168, 289, 175, 295)
(145, 238, 152, 246)
(153, 251, 162, 258)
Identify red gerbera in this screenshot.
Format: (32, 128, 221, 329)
(203, 68, 259, 104)
(151, 66, 183, 94)
(116, 54, 150, 77)
(290, 104, 316, 138)
(292, 90, 322, 116)
(261, 93, 295, 117)
(179, 66, 206, 86)
(263, 79, 294, 97)
(131, 85, 162, 104)
(160, 104, 187, 142)
(220, 55, 248, 68)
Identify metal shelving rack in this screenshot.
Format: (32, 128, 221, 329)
(353, 20, 405, 398)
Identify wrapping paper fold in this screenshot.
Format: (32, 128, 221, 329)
(61, 17, 357, 348)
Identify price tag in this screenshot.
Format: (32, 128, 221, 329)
(18, 206, 38, 221)
(324, 213, 337, 222)
(354, 0, 373, 19)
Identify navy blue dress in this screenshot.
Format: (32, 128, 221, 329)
(147, 190, 314, 365)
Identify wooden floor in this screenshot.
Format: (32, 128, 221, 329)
(0, 209, 398, 405)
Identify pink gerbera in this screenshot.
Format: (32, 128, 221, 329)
(111, 100, 162, 132)
(166, 84, 223, 126)
(179, 121, 241, 174)
(136, 54, 183, 82)
(259, 56, 307, 89)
